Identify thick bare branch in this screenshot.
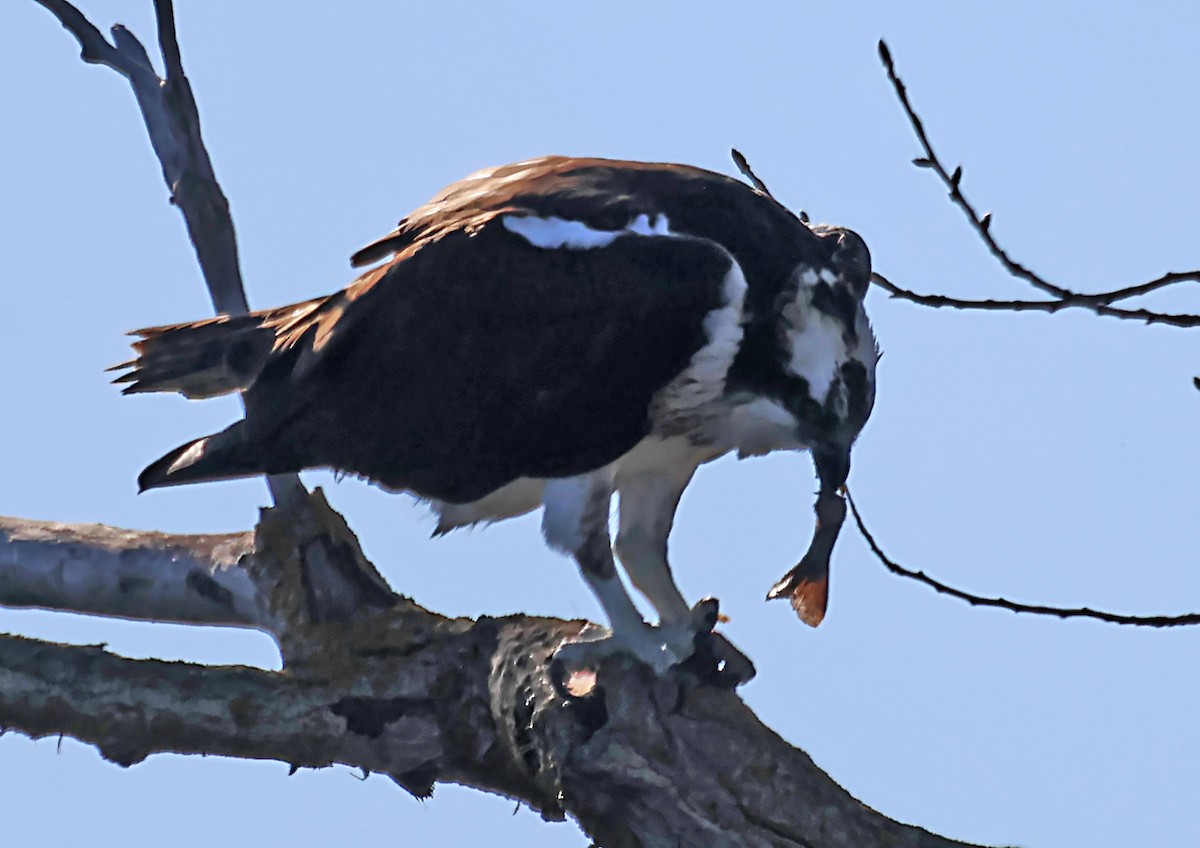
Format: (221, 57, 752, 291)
(0, 516, 267, 628)
(0, 570, 979, 848)
(0, 632, 446, 774)
(0, 478, 984, 847)
(845, 489, 1200, 627)
(876, 39, 1200, 326)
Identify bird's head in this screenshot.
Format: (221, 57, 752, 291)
(764, 224, 877, 626)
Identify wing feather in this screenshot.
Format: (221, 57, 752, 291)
(243, 215, 739, 502)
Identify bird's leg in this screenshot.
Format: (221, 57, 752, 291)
(613, 469, 727, 636)
(613, 471, 694, 623)
(542, 469, 698, 674)
(615, 472, 755, 685)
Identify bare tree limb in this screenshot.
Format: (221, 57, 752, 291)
(875, 39, 1200, 327)
(0, 492, 981, 848)
(845, 489, 1200, 627)
(34, 0, 307, 508)
(0, 632, 447, 774)
(0, 516, 267, 628)
(148, 0, 246, 316)
(34, 0, 246, 314)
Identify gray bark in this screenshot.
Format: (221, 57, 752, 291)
(0, 490, 978, 848)
(0, 516, 264, 628)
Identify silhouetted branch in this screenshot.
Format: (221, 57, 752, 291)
(731, 148, 811, 223)
(871, 271, 1200, 328)
(875, 39, 1200, 326)
(731, 148, 775, 198)
(846, 488, 1200, 627)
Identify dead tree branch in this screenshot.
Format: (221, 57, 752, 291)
(34, 0, 306, 507)
(874, 39, 1200, 328)
(0, 516, 264, 628)
(35, 0, 245, 315)
(0, 493, 979, 848)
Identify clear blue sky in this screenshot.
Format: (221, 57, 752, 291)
(3, 2, 1199, 846)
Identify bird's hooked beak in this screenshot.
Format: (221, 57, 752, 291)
(766, 446, 850, 627)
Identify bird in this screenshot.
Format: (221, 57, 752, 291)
(113, 155, 878, 682)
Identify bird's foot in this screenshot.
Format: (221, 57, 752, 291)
(677, 629, 756, 688)
(553, 598, 755, 688)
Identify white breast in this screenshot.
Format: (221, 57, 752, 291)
(431, 477, 545, 534)
(721, 396, 806, 458)
(428, 408, 800, 534)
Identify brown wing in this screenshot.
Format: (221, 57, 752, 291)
(235, 214, 738, 502)
(134, 156, 820, 499)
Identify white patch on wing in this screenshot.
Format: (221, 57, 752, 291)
(431, 477, 545, 533)
(501, 212, 674, 250)
(626, 213, 672, 237)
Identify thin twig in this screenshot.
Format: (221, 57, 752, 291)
(731, 148, 774, 198)
(845, 487, 1200, 627)
(871, 271, 1200, 328)
(730, 149, 811, 224)
(876, 39, 1200, 324)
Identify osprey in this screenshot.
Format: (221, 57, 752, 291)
(115, 156, 877, 678)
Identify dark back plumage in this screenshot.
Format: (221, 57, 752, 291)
(126, 157, 849, 501)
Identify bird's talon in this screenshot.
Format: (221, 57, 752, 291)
(551, 605, 754, 688)
(688, 596, 721, 633)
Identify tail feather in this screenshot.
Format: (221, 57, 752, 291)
(112, 314, 275, 399)
(139, 422, 271, 491)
